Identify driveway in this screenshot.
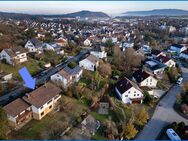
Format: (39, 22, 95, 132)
(136, 65, 188, 140)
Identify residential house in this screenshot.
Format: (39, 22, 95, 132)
(25, 38, 43, 53)
(140, 45, 151, 54)
(156, 55, 176, 68)
(3, 98, 32, 129)
(115, 77, 144, 104)
(51, 65, 82, 88)
(0, 46, 27, 66)
(132, 69, 158, 88)
(180, 49, 188, 59)
(169, 44, 187, 54)
(78, 115, 100, 136)
(120, 42, 134, 51)
(90, 46, 107, 59)
(151, 49, 166, 58)
(55, 38, 68, 47)
(22, 82, 61, 120)
(84, 38, 92, 46)
(43, 42, 64, 55)
(0, 72, 13, 81)
(79, 54, 99, 71)
(144, 59, 166, 78)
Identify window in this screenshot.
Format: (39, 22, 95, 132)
(41, 112, 44, 116)
(40, 106, 43, 110)
(134, 91, 136, 93)
(128, 91, 130, 93)
(49, 105, 52, 109)
(125, 95, 128, 97)
(150, 79, 152, 82)
(137, 94, 139, 96)
(47, 100, 52, 104)
(134, 94, 136, 96)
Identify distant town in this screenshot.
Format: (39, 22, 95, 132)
(0, 9, 188, 140)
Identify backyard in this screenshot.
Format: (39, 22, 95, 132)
(9, 95, 88, 140)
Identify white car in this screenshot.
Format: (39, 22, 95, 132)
(166, 128, 181, 140)
(177, 77, 183, 85)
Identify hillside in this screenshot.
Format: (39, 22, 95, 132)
(123, 9, 188, 16)
(0, 10, 110, 20)
(61, 10, 110, 18)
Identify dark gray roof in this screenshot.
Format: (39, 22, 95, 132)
(63, 65, 82, 75)
(30, 38, 43, 48)
(146, 59, 166, 71)
(4, 46, 27, 57)
(171, 44, 184, 49)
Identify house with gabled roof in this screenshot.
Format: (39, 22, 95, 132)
(156, 55, 176, 68)
(25, 38, 44, 53)
(3, 98, 32, 129)
(90, 46, 107, 59)
(115, 77, 144, 104)
(151, 49, 166, 58)
(132, 69, 158, 88)
(79, 54, 99, 71)
(180, 49, 188, 59)
(0, 46, 27, 66)
(22, 82, 61, 120)
(51, 65, 83, 88)
(144, 59, 166, 79)
(169, 44, 187, 54)
(84, 38, 92, 46)
(3, 82, 62, 129)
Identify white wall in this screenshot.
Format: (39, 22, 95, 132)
(115, 86, 143, 104)
(165, 60, 176, 67)
(50, 73, 68, 88)
(140, 76, 158, 88)
(25, 41, 37, 52)
(0, 50, 12, 64)
(79, 59, 95, 71)
(90, 51, 107, 59)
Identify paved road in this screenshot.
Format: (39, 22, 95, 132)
(136, 65, 188, 140)
(0, 49, 89, 106)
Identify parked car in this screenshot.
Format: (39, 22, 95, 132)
(177, 77, 183, 85)
(166, 128, 181, 140)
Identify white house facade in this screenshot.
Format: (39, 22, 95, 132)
(79, 55, 99, 71)
(0, 47, 27, 65)
(90, 50, 107, 59)
(115, 77, 144, 104)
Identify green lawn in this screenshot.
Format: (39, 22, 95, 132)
(41, 51, 64, 65)
(91, 111, 109, 122)
(0, 57, 42, 80)
(79, 78, 91, 85)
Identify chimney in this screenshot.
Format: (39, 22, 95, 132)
(26, 93, 30, 98)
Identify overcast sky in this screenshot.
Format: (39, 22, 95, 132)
(0, 1, 188, 16)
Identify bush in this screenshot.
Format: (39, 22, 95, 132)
(143, 91, 153, 105)
(167, 67, 180, 83)
(67, 61, 77, 69)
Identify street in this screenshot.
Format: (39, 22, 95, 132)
(136, 64, 188, 140)
(0, 49, 89, 106)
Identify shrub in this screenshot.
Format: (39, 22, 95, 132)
(67, 61, 77, 69)
(143, 91, 153, 105)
